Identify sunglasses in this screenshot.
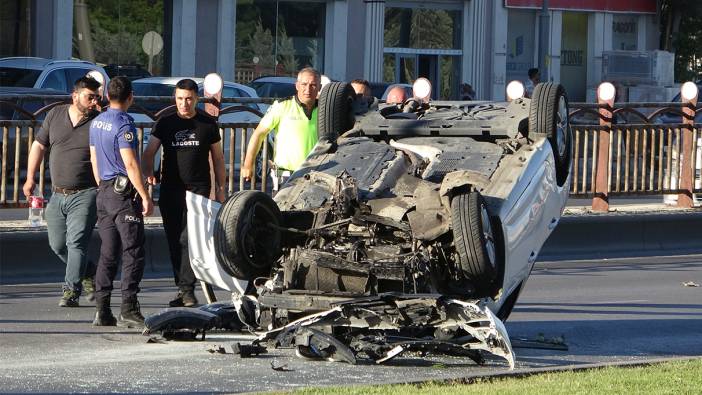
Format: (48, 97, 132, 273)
(81, 92, 99, 102)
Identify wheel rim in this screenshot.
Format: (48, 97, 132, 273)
(242, 202, 279, 268)
(480, 203, 497, 268)
(556, 95, 568, 159)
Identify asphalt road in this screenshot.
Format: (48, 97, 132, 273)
(1, 256, 701, 393)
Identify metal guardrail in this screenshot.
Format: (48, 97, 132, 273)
(569, 100, 701, 210)
(1, 95, 700, 209)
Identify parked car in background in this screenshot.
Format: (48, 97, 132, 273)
(0, 57, 109, 93)
(130, 77, 262, 123)
(0, 87, 68, 196)
(655, 81, 702, 124)
(103, 64, 151, 81)
(129, 77, 268, 182)
(249, 76, 296, 99)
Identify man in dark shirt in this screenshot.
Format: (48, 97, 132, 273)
(89, 76, 153, 328)
(23, 76, 101, 307)
(142, 78, 226, 307)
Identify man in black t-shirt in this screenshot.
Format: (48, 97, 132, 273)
(142, 78, 226, 307)
(23, 76, 102, 307)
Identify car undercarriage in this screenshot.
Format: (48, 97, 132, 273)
(144, 80, 573, 369)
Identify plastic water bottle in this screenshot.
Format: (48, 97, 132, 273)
(28, 194, 44, 227)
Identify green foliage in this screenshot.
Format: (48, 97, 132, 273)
(278, 25, 297, 76)
(74, 0, 164, 72)
(273, 358, 702, 395)
(672, 12, 702, 81)
(660, 0, 702, 81)
(250, 21, 275, 71)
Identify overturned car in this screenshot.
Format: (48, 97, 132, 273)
(155, 80, 572, 368)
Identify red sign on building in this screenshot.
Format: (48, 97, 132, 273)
(504, 0, 656, 13)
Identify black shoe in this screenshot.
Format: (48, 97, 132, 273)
(93, 309, 117, 326)
(58, 289, 79, 307)
(182, 290, 198, 307)
(82, 277, 96, 303)
(169, 290, 198, 307)
(117, 298, 145, 328)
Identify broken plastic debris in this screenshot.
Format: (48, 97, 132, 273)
(207, 344, 228, 354)
(270, 361, 294, 372)
(682, 281, 700, 287)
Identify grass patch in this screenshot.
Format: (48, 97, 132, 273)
(271, 358, 702, 395)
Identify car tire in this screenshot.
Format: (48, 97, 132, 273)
(214, 191, 282, 280)
(529, 82, 573, 186)
(451, 191, 499, 296)
(318, 82, 355, 142)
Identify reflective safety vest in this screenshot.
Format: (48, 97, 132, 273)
(258, 97, 318, 171)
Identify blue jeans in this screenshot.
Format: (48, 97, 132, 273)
(45, 187, 98, 292)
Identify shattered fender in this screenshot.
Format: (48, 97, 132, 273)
(258, 294, 515, 368)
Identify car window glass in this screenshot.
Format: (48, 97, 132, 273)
(132, 83, 175, 112)
(251, 81, 296, 98)
(0, 67, 41, 88)
(41, 70, 67, 92)
(222, 86, 259, 111)
(64, 68, 93, 89)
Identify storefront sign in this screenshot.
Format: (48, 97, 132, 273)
(612, 16, 638, 50)
(560, 49, 584, 66)
(504, 0, 656, 13)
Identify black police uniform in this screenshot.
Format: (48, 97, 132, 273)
(89, 108, 145, 327)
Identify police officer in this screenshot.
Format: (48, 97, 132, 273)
(89, 76, 154, 327)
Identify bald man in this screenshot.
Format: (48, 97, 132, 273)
(386, 86, 408, 104)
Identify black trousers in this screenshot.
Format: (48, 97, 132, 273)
(95, 181, 145, 301)
(159, 184, 209, 292)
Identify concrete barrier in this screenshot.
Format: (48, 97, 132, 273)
(3, 210, 702, 284)
(539, 211, 702, 261)
(0, 225, 172, 283)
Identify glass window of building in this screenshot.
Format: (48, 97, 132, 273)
(383, 5, 462, 100)
(235, 0, 326, 84)
(506, 9, 536, 85)
(612, 15, 638, 51)
(71, 0, 165, 77)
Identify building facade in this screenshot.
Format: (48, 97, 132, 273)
(1, 0, 660, 101)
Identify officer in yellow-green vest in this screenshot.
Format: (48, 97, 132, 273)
(242, 67, 320, 190)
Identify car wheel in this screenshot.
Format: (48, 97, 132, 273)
(214, 191, 282, 280)
(528, 82, 573, 186)
(318, 82, 355, 142)
(451, 191, 499, 296)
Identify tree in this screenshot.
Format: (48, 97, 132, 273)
(75, 0, 164, 70)
(660, 0, 702, 81)
(250, 21, 275, 73)
(277, 25, 297, 76)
